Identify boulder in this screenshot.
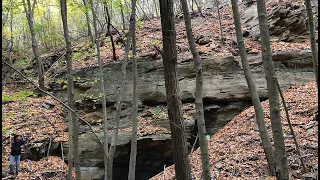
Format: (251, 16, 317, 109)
(67, 50, 313, 106)
(80, 167, 104, 180)
(241, 3, 317, 42)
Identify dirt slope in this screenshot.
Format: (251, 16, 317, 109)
(151, 81, 318, 180)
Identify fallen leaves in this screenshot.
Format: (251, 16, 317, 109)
(66, 0, 314, 71)
(2, 92, 70, 179)
(2, 94, 67, 143)
(16, 156, 72, 180)
(151, 81, 318, 179)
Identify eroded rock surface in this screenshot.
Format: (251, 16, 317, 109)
(52, 50, 314, 180)
(241, 2, 318, 42)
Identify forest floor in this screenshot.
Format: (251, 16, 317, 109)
(2, 0, 317, 179)
(2, 81, 317, 179)
(67, 0, 312, 70)
(2, 85, 70, 180)
(151, 81, 318, 180)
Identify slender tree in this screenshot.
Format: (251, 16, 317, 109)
(194, 0, 203, 16)
(191, 0, 194, 12)
(119, 0, 126, 31)
(179, 0, 210, 179)
(215, 0, 224, 42)
(9, 9, 13, 65)
(110, 0, 113, 20)
(230, 0, 275, 174)
(59, 0, 82, 179)
(305, 0, 318, 88)
(276, 81, 307, 173)
(128, 0, 138, 179)
(153, 0, 159, 16)
(82, 0, 95, 45)
(22, 0, 45, 94)
(66, 114, 74, 180)
(159, 0, 192, 179)
(103, 2, 117, 60)
(89, 0, 110, 178)
(108, 86, 121, 180)
(256, 0, 289, 179)
(60, 0, 82, 179)
(137, 2, 147, 17)
(107, 0, 138, 177)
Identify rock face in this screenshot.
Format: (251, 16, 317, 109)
(31, 48, 66, 76)
(62, 50, 314, 107)
(52, 50, 314, 180)
(241, 2, 318, 42)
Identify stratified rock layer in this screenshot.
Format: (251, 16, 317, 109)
(51, 50, 315, 180)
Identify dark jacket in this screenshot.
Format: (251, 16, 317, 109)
(10, 139, 26, 156)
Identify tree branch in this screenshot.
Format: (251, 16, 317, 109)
(276, 80, 308, 173)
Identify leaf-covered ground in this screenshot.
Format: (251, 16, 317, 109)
(68, 0, 313, 70)
(2, 0, 317, 179)
(2, 88, 70, 179)
(151, 81, 318, 180)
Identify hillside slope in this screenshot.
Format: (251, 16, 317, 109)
(50, 0, 314, 71)
(2, 89, 70, 179)
(151, 81, 318, 180)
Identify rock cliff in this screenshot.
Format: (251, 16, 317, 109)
(50, 50, 315, 180)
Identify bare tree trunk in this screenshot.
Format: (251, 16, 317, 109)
(159, 0, 192, 179)
(129, 0, 141, 18)
(89, 0, 110, 179)
(179, 0, 210, 179)
(186, 0, 190, 12)
(104, 3, 117, 60)
(215, 0, 224, 42)
(22, 0, 45, 94)
(107, 87, 121, 180)
(194, 0, 203, 16)
(59, 0, 81, 179)
(256, 0, 289, 179)
(82, 0, 95, 45)
(153, 0, 159, 16)
(305, 0, 318, 89)
(276, 81, 307, 173)
(142, 0, 151, 15)
(107, 0, 137, 178)
(47, 8, 53, 49)
(105, 6, 132, 180)
(230, 0, 275, 174)
(110, 1, 113, 20)
(137, 2, 147, 17)
(191, 0, 194, 12)
(9, 11, 13, 65)
(67, 113, 74, 180)
(178, 0, 182, 13)
(128, 0, 137, 179)
(120, 0, 126, 31)
(312, 0, 318, 15)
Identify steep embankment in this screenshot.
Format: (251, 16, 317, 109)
(151, 81, 318, 180)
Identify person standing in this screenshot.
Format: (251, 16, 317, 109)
(9, 134, 28, 175)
